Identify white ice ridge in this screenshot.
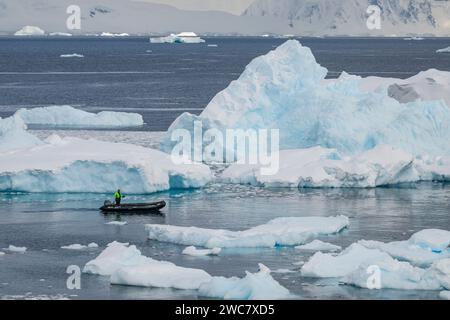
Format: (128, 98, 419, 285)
(161, 40, 450, 158)
(182, 246, 221, 256)
(60, 54, 84, 58)
(0, 115, 43, 152)
(150, 32, 205, 44)
(301, 229, 450, 291)
(14, 105, 144, 128)
(220, 145, 450, 188)
(84, 242, 290, 299)
(14, 26, 45, 36)
(146, 216, 349, 248)
(0, 135, 211, 193)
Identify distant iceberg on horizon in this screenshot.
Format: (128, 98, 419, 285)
(14, 25, 45, 36)
(150, 32, 206, 44)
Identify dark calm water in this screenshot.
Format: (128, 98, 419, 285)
(1, 37, 450, 300)
(1, 37, 450, 131)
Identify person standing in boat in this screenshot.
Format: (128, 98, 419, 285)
(114, 189, 122, 206)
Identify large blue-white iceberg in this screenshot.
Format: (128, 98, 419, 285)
(161, 40, 450, 158)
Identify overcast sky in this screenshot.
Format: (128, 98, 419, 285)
(134, 0, 255, 15)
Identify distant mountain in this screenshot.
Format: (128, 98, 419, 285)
(243, 0, 450, 36)
(0, 0, 449, 36)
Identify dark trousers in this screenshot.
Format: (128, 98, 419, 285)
(115, 198, 121, 205)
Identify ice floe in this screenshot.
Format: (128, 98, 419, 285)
(4, 245, 27, 253)
(0, 134, 211, 193)
(198, 264, 291, 300)
(49, 32, 72, 37)
(61, 243, 98, 250)
(182, 246, 221, 257)
(14, 105, 143, 128)
(106, 221, 128, 226)
(295, 240, 341, 252)
(150, 32, 205, 44)
(146, 216, 349, 248)
(14, 26, 45, 36)
(436, 47, 450, 53)
(100, 32, 129, 37)
(60, 54, 84, 58)
(84, 242, 290, 299)
(161, 40, 450, 158)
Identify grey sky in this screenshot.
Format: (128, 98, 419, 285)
(133, 0, 255, 15)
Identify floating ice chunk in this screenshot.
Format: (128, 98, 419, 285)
(198, 264, 290, 300)
(301, 244, 391, 278)
(4, 245, 27, 253)
(100, 32, 129, 37)
(0, 252, 5, 256)
(207, 44, 218, 47)
(14, 26, 45, 36)
(15, 105, 143, 128)
(440, 291, 450, 300)
(106, 221, 128, 226)
(295, 240, 342, 252)
(88, 243, 99, 248)
(359, 229, 450, 267)
(84, 241, 212, 290)
(161, 40, 450, 158)
(182, 246, 221, 256)
(60, 54, 84, 58)
(61, 244, 87, 250)
(146, 216, 349, 248)
(342, 256, 450, 290)
(49, 32, 72, 37)
(0, 135, 211, 193)
(436, 47, 450, 53)
(150, 32, 205, 44)
(0, 115, 43, 152)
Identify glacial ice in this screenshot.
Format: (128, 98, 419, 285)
(161, 40, 450, 158)
(0, 135, 212, 193)
(85, 242, 290, 299)
(436, 47, 450, 53)
(150, 32, 205, 44)
(4, 245, 27, 253)
(14, 105, 144, 128)
(295, 240, 341, 252)
(106, 221, 128, 226)
(61, 243, 98, 250)
(14, 26, 45, 36)
(146, 216, 349, 248)
(60, 54, 84, 58)
(0, 251, 5, 256)
(0, 115, 43, 152)
(100, 32, 129, 37)
(198, 264, 291, 300)
(182, 246, 221, 257)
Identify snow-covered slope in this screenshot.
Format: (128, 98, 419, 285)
(243, 0, 450, 36)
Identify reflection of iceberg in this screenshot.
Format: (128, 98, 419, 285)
(14, 105, 143, 128)
(150, 32, 205, 44)
(161, 40, 450, 158)
(14, 26, 45, 36)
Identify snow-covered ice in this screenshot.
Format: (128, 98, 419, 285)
(182, 246, 221, 257)
(295, 240, 342, 252)
(0, 134, 212, 193)
(14, 26, 45, 36)
(150, 32, 205, 44)
(4, 245, 27, 253)
(0, 115, 43, 152)
(161, 40, 450, 158)
(146, 216, 349, 248)
(106, 221, 128, 226)
(198, 264, 291, 300)
(60, 54, 84, 58)
(14, 105, 144, 128)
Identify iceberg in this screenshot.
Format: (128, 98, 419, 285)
(14, 105, 144, 128)
(150, 32, 205, 44)
(105, 221, 128, 226)
(4, 245, 27, 253)
(14, 26, 45, 36)
(61, 243, 98, 250)
(60, 54, 84, 58)
(198, 264, 291, 300)
(100, 32, 129, 37)
(295, 240, 342, 252)
(161, 40, 450, 158)
(358, 229, 450, 268)
(436, 47, 450, 53)
(146, 215, 349, 248)
(182, 246, 221, 257)
(0, 134, 211, 193)
(85, 242, 289, 299)
(49, 32, 72, 37)
(0, 115, 43, 152)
